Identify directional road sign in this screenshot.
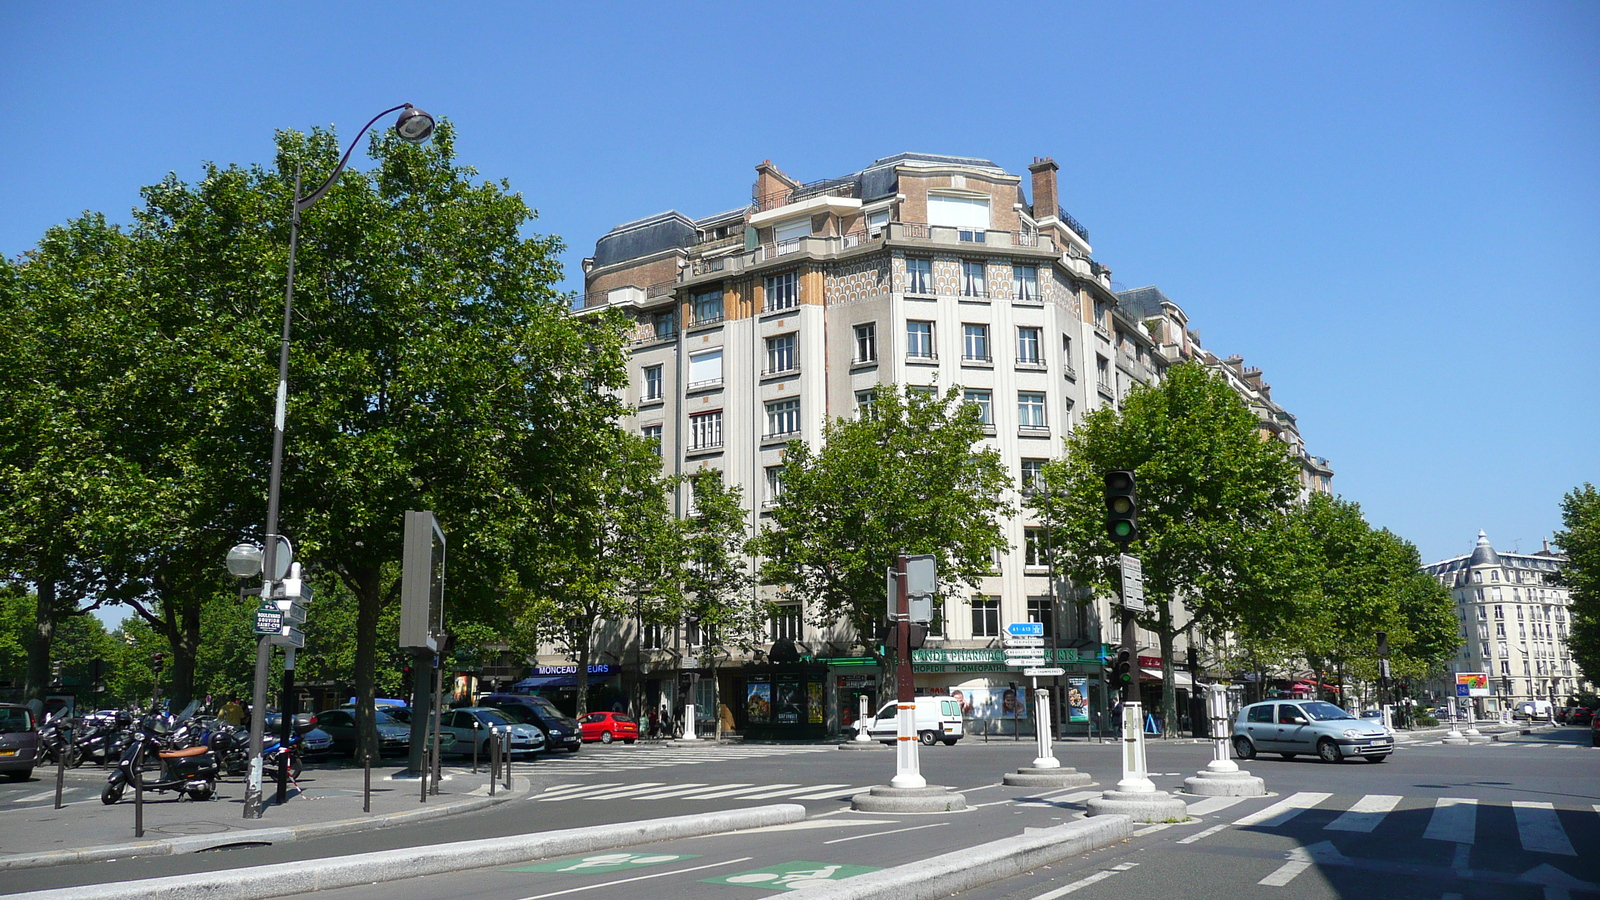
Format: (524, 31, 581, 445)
(1003, 636, 1044, 648)
(1006, 622, 1044, 637)
(1007, 659, 1047, 669)
(269, 626, 305, 649)
(254, 604, 283, 636)
(1024, 667, 1066, 677)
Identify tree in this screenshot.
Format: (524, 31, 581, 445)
(1555, 483, 1600, 685)
(517, 428, 678, 718)
(681, 468, 762, 737)
(1036, 361, 1302, 735)
(753, 386, 1013, 679)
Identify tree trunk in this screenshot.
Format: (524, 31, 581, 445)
(709, 654, 721, 741)
(23, 581, 57, 704)
(1157, 605, 1177, 739)
(169, 599, 202, 711)
(575, 629, 592, 719)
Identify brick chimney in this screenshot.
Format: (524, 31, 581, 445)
(754, 160, 798, 211)
(1028, 157, 1059, 218)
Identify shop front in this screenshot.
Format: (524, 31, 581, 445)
(511, 664, 621, 716)
(911, 647, 1099, 737)
(735, 662, 830, 740)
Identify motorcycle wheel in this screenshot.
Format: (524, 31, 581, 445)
(290, 756, 303, 780)
(186, 781, 215, 801)
(101, 781, 124, 805)
(66, 745, 83, 768)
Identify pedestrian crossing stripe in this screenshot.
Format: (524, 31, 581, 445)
(534, 782, 871, 802)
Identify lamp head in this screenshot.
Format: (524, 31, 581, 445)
(395, 106, 436, 143)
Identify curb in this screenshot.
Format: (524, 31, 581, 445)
(10, 804, 808, 900)
(0, 776, 532, 872)
(782, 814, 1134, 899)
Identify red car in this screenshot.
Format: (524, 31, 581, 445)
(579, 712, 639, 744)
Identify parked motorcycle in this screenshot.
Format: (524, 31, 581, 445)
(37, 715, 82, 767)
(74, 711, 133, 767)
(101, 710, 219, 804)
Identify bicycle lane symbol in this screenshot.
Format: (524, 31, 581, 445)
(704, 860, 881, 892)
(510, 852, 700, 874)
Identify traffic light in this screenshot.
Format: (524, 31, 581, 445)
(1112, 648, 1135, 687)
(151, 652, 165, 671)
(1104, 470, 1139, 545)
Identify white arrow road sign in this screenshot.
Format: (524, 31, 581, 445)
(1024, 667, 1066, 677)
(1003, 637, 1044, 647)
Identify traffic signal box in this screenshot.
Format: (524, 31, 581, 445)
(1104, 470, 1139, 545)
(1112, 648, 1135, 688)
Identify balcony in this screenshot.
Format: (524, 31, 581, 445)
(754, 175, 859, 213)
(888, 222, 1056, 254)
(906, 350, 939, 364)
(761, 362, 800, 379)
(1056, 207, 1090, 243)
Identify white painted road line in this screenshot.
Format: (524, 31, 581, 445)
(1176, 822, 1231, 845)
(557, 782, 670, 801)
(1423, 798, 1477, 844)
(534, 783, 623, 800)
(738, 784, 845, 800)
(514, 856, 756, 900)
(823, 822, 950, 844)
(615, 783, 712, 799)
(1028, 862, 1139, 899)
(1233, 792, 1331, 828)
(676, 783, 777, 799)
(789, 785, 873, 800)
(1513, 801, 1576, 856)
(1184, 796, 1247, 817)
(1258, 845, 1314, 886)
(1325, 794, 1402, 833)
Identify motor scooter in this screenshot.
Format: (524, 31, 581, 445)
(101, 714, 219, 804)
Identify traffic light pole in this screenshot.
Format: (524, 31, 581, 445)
(891, 553, 924, 788)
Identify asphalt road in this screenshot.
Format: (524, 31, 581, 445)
(5, 727, 1596, 899)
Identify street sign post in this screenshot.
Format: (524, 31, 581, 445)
(1120, 554, 1146, 612)
(253, 604, 282, 635)
(1003, 636, 1044, 648)
(1024, 666, 1066, 677)
(1006, 622, 1044, 637)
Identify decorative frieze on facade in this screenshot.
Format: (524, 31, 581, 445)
(824, 253, 891, 307)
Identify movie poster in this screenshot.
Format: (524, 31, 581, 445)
(775, 678, 802, 724)
(746, 682, 771, 723)
(1067, 677, 1089, 723)
(807, 682, 824, 724)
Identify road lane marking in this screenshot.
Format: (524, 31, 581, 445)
(1234, 792, 1331, 828)
(674, 783, 773, 799)
(1423, 798, 1477, 844)
(1027, 862, 1138, 899)
(533, 783, 623, 799)
(789, 785, 874, 800)
(1132, 823, 1172, 836)
(1513, 801, 1576, 856)
(609, 783, 712, 799)
(514, 856, 755, 900)
(553, 782, 670, 801)
(1184, 796, 1246, 817)
(824, 822, 950, 844)
(1176, 822, 1231, 844)
(740, 784, 848, 800)
(1325, 794, 1402, 833)
(1259, 845, 1314, 886)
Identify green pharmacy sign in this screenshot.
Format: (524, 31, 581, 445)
(511, 852, 700, 874)
(704, 860, 880, 891)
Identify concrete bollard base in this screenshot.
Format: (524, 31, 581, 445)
(1182, 769, 1266, 797)
(1085, 789, 1188, 823)
(1002, 767, 1093, 788)
(851, 784, 968, 813)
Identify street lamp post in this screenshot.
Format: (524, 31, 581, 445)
(243, 104, 436, 820)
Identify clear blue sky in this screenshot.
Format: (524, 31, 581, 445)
(3, 1, 1596, 573)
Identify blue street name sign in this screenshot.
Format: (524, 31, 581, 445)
(1006, 622, 1044, 636)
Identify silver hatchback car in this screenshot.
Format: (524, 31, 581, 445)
(1233, 699, 1393, 763)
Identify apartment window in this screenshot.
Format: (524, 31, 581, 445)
(1493, 586, 1503, 601)
(1096, 356, 1110, 389)
(960, 260, 987, 298)
(855, 389, 877, 418)
(906, 258, 933, 295)
(1024, 527, 1049, 568)
(1013, 265, 1039, 302)
(642, 365, 664, 402)
(1480, 643, 1491, 659)
(853, 322, 877, 363)
(764, 465, 785, 506)
(641, 621, 666, 651)
(766, 333, 798, 374)
(1515, 604, 1523, 619)
(1499, 660, 1510, 675)
(688, 348, 723, 389)
(1018, 392, 1047, 429)
(1491, 570, 1500, 582)
(964, 389, 993, 427)
(766, 398, 801, 438)
(1473, 571, 1483, 583)
(642, 424, 663, 454)
(1496, 622, 1505, 638)
(1026, 598, 1054, 640)
(1093, 299, 1109, 329)
(1020, 458, 1046, 495)
(1494, 604, 1503, 619)
(962, 323, 991, 361)
(764, 272, 799, 311)
(653, 311, 677, 340)
(971, 597, 1000, 638)
(770, 604, 802, 642)
(689, 410, 722, 450)
(929, 193, 991, 230)
(1017, 327, 1042, 364)
(691, 289, 723, 326)
(907, 321, 935, 359)
(925, 597, 946, 638)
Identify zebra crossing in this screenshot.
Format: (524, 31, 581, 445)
(533, 744, 835, 776)
(531, 780, 872, 802)
(1406, 738, 1596, 748)
(1173, 790, 1597, 859)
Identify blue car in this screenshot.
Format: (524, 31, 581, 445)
(1233, 700, 1393, 763)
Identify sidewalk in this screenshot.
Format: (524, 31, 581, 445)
(0, 758, 530, 870)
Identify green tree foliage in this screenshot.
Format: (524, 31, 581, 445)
(1037, 361, 1302, 733)
(1555, 483, 1600, 684)
(753, 386, 1014, 664)
(682, 468, 761, 736)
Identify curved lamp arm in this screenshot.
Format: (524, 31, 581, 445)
(294, 103, 424, 212)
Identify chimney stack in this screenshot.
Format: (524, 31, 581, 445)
(1028, 157, 1059, 219)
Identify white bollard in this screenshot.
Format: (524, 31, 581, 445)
(1032, 689, 1060, 769)
(1205, 684, 1239, 774)
(854, 695, 873, 743)
(890, 702, 925, 788)
(680, 703, 698, 741)
(1116, 700, 1155, 793)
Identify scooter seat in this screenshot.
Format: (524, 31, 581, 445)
(158, 746, 210, 759)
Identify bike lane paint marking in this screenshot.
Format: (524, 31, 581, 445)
(704, 860, 881, 892)
(514, 856, 754, 900)
(511, 852, 700, 874)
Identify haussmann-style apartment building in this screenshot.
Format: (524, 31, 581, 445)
(558, 153, 1333, 739)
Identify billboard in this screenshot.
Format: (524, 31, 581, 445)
(1455, 672, 1489, 697)
(399, 511, 446, 651)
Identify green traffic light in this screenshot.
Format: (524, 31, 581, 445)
(1113, 522, 1132, 537)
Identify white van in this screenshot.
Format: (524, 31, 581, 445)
(864, 697, 964, 746)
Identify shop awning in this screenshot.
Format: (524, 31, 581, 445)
(511, 671, 617, 690)
(1140, 668, 1194, 688)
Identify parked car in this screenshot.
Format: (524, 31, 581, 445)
(1591, 710, 1599, 748)
(477, 693, 582, 754)
(1570, 707, 1596, 727)
(0, 703, 41, 781)
(439, 708, 543, 758)
(578, 711, 639, 744)
(862, 697, 965, 746)
(315, 708, 411, 757)
(263, 712, 335, 759)
(1232, 700, 1393, 763)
